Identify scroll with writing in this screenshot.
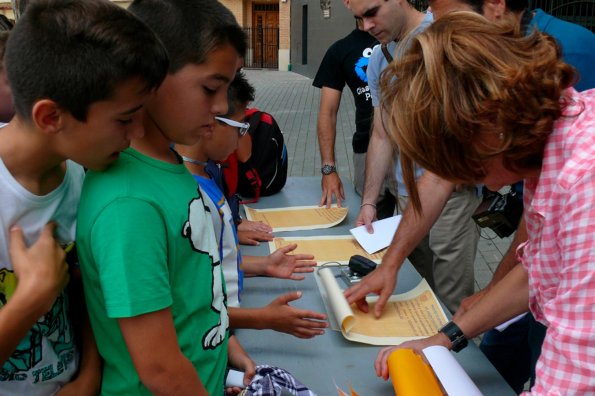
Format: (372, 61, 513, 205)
(316, 268, 448, 345)
(269, 235, 385, 265)
(245, 205, 348, 232)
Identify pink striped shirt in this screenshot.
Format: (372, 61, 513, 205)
(520, 88, 595, 395)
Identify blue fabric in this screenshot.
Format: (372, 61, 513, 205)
(531, 9, 595, 91)
(480, 313, 547, 393)
(205, 160, 242, 224)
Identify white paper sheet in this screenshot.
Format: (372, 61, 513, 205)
(349, 215, 402, 254)
(423, 345, 483, 396)
(495, 312, 528, 332)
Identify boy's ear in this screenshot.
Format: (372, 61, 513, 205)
(31, 99, 66, 135)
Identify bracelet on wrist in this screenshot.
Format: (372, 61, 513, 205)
(360, 203, 377, 209)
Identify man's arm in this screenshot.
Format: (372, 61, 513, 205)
(118, 308, 208, 396)
(375, 264, 529, 380)
(317, 86, 345, 208)
(490, 216, 527, 284)
(456, 217, 527, 317)
(355, 108, 394, 231)
(346, 171, 454, 317)
(0, 223, 68, 365)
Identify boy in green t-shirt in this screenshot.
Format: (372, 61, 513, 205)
(0, 0, 168, 394)
(76, 0, 253, 394)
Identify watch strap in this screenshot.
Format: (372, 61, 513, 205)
(321, 164, 337, 175)
(439, 321, 468, 352)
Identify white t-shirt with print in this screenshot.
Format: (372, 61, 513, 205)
(0, 156, 84, 396)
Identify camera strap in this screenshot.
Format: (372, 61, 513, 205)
(381, 43, 394, 64)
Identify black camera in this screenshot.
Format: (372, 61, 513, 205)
(472, 190, 523, 238)
(340, 255, 377, 285)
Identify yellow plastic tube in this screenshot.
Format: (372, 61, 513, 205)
(387, 349, 443, 396)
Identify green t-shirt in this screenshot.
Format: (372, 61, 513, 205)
(76, 148, 228, 395)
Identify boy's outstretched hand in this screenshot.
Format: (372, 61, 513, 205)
(263, 291, 328, 338)
(237, 230, 274, 246)
(264, 243, 316, 280)
(237, 220, 273, 246)
(9, 223, 69, 315)
(238, 220, 272, 233)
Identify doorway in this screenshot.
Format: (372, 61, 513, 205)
(248, 3, 279, 68)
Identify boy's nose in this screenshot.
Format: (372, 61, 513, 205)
(212, 90, 229, 116)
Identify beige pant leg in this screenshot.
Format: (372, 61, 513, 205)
(397, 195, 435, 289)
(429, 187, 481, 313)
(353, 152, 366, 196)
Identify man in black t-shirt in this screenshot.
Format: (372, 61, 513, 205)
(313, 23, 396, 218)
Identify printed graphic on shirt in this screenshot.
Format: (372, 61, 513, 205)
(0, 269, 75, 383)
(354, 46, 375, 83)
(0, 268, 16, 306)
(181, 188, 228, 350)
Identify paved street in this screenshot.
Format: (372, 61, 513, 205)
(243, 69, 514, 294)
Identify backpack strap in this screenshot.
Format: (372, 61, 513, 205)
(381, 43, 393, 64)
(239, 165, 262, 204)
(247, 110, 263, 136)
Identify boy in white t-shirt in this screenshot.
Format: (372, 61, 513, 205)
(177, 72, 328, 338)
(0, 1, 168, 394)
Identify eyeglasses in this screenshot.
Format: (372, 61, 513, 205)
(215, 116, 250, 137)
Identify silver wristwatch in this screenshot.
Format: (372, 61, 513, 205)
(321, 164, 336, 175)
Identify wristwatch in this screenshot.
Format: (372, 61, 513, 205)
(439, 321, 468, 352)
(321, 164, 337, 175)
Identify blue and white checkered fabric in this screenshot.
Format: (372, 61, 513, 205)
(241, 365, 317, 396)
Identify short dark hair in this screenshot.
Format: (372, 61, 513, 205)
(226, 72, 255, 115)
(5, 0, 168, 122)
(128, 0, 247, 73)
(0, 32, 9, 72)
(458, 0, 527, 15)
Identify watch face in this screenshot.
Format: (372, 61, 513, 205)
(321, 164, 336, 175)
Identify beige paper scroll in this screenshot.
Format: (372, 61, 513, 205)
(317, 268, 448, 345)
(269, 235, 385, 265)
(245, 205, 348, 232)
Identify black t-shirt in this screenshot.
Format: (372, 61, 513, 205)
(313, 29, 378, 153)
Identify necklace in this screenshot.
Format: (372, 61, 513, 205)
(181, 155, 209, 167)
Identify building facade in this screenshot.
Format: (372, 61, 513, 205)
(1, 0, 591, 75)
(289, 0, 594, 79)
(0, 0, 291, 71)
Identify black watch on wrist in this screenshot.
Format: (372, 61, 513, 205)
(439, 321, 468, 352)
(321, 164, 337, 175)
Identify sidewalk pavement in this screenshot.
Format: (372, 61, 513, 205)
(243, 69, 514, 294)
